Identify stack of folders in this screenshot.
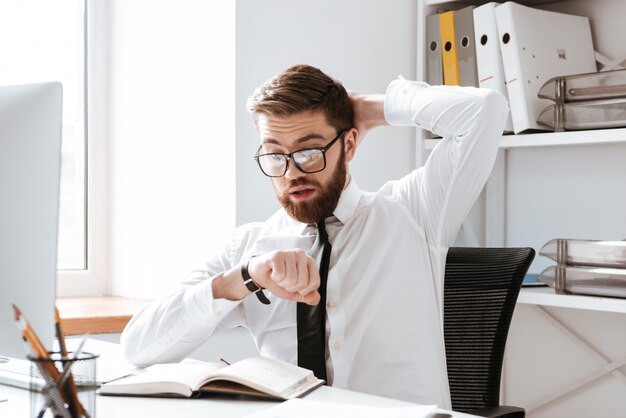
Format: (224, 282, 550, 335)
(538, 239, 626, 298)
(426, 1, 598, 134)
(426, 6, 478, 88)
(536, 69, 626, 131)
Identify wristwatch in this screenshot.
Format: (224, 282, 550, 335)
(241, 258, 271, 305)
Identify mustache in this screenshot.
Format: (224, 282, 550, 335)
(284, 178, 322, 190)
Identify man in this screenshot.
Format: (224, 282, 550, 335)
(121, 65, 508, 408)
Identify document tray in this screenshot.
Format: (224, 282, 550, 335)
(540, 239, 626, 268)
(539, 265, 626, 298)
(538, 69, 626, 103)
(537, 99, 626, 131)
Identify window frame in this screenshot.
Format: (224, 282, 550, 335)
(56, 0, 109, 297)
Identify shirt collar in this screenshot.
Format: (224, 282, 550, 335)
(332, 177, 362, 225)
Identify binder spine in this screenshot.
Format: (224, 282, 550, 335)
(440, 11, 460, 86)
(473, 2, 513, 132)
(454, 6, 478, 87)
(496, 3, 528, 133)
(426, 13, 443, 86)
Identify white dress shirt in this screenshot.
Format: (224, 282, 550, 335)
(121, 78, 508, 409)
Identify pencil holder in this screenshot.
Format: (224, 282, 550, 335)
(28, 351, 99, 418)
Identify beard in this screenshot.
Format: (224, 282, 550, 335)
(274, 150, 346, 224)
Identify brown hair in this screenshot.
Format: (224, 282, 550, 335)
(247, 64, 353, 131)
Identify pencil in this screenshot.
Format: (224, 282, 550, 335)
(13, 304, 86, 417)
(12, 305, 69, 413)
(12, 304, 49, 360)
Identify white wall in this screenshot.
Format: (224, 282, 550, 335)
(107, 0, 418, 298)
(108, 0, 236, 299)
(235, 0, 418, 225)
(506, 143, 626, 274)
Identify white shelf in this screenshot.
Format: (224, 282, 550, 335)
(518, 287, 626, 314)
(424, 127, 626, 150)
(425, 0, 567, 6)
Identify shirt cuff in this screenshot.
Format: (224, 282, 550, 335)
(182, 274, 241, 326)
(384, 77, 430, 126)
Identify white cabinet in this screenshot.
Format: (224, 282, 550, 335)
(415, 1, 626, 418)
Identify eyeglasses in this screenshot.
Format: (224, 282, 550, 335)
(254, 129, 346, 178)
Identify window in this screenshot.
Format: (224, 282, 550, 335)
(1, 1, 236, 299)
(0, 0, 87, 270)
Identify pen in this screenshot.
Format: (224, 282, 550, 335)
(55, 306, 82, 418)
(54, 307, 68, 356)
(55, 337, 88, 389)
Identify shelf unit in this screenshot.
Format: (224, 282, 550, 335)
(425, 127, 626, 150)
(415, 0, 626, 248)
(416, 2, 626, 417)
(519, 287, 626, 314)
(416, 0, 626, 158)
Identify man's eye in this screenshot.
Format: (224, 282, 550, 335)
(296, 150, 321, 161)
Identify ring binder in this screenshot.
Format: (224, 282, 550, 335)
(495, 2, 597, 133)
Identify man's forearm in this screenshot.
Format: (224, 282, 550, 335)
(384, 79, 508, 139)
(212, 264, 250, 301)
(350, 92, 387, 142)
(122, 270, 244, 366)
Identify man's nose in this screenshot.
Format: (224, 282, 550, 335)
(284, 160, 305, 180)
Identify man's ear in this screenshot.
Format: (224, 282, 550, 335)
(343, 128, 358, 163)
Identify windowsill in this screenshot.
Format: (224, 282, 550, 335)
(56, 296, 152, 336)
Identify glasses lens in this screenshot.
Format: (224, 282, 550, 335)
(258, 154, 287, 176)
(293, 149, 325, 173)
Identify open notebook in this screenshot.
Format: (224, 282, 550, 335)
(99, 356, 324, 400)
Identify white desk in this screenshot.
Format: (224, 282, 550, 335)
(0, 340, 478, 418)
(0, 383, 481, 418)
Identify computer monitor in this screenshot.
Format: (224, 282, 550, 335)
(0, 82, 63, 361)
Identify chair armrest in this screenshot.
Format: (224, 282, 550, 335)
(467, 405, 525, 418)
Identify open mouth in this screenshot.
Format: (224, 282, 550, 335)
(289, 188, 316, 200)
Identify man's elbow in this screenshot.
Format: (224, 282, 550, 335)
(119, 322, 152, 367)
(120, 329, 140, 366)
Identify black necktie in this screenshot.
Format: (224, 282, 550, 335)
(297, 219, 331, 381)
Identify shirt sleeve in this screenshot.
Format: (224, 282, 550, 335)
(384, 78, 508, 249)
(120, 229, 249, 367)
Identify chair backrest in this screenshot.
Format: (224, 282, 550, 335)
(444, 247, 535, 413)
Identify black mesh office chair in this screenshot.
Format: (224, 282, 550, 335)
(443, 247, 535, 418)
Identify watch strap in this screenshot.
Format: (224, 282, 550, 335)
(241, 258, 271, 305)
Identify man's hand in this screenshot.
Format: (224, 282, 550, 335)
(248, 250, 321, 305)
(212, 250, 321, 305)
(348, 92, 388, 146)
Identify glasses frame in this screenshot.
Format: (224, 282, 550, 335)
(254, 129, 347, 178)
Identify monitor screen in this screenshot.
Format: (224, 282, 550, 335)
(0, 82, 62, 360)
